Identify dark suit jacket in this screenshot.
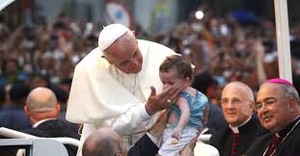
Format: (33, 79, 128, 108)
(128, 134, 159, 156)
(210, 115, 267, 156)
(246, 117, 300, 156)
(21, 119, 80, 156)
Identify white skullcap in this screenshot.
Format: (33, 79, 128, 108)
(98, 24, 130, 51)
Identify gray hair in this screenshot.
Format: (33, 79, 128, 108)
(281, 85, 300, 105)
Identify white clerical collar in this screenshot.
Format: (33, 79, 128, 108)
(229, 116, 252, 134)
(33, 118, 56, 128)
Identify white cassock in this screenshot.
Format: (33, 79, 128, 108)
(66, 39, 177, 155)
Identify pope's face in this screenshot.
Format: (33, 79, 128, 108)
(113, 46, 143, 74)
(105, 32, 143, 74)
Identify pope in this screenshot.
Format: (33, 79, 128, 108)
(66, 24, 182, 156)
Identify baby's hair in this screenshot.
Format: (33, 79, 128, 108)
(159, 55, 193, 79)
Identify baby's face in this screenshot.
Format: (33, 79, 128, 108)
(159, 69, 187, 91)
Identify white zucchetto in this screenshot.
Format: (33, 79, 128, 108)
(98, 24, 129, 51)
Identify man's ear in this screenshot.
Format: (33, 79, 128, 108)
(24, 106, 30, 116)
(288, 97, 298, 110)
(55, 103, 61, 117)
(249, 101, 255, 111)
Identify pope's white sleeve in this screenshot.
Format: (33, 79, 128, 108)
(102, 104, 153, 135)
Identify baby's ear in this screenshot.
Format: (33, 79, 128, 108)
(185, 77, 191, 83)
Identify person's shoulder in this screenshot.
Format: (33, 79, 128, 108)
(196, 90, 207, 98)
(137, 39, 158, 46)
(245, 132, 272, 155)
(211, 126, 231, 138)
(209, 126, 230, 145)
(79, 47, 102, 61)
(137, 39, 163, 50)
(137, 39, 175, 53)
(75, 47, 107, 69)
(21, 127, 44, 137)
(195, 91, 208, 104)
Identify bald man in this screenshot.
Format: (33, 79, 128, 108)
(22, 87, 80, 156)
(209, 81, 266, 156)
(82, 128, 127, 156)
(24, 87, 60, 123)
(82, 110, 199, 156)
(82, 110, 167, 156)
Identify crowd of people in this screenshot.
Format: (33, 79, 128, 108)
(0, 8, 300, 105)
(1, 5, 300, 156)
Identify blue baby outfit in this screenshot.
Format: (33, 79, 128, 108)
(158, 91, 208, 156)
(170, 91, 208, 129)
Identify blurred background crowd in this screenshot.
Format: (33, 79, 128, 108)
(0, 0, 300, 131)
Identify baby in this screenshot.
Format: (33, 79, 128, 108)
(158, 55, 208, 156)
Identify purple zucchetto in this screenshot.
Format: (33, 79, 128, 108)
(265, 78, 293, 86)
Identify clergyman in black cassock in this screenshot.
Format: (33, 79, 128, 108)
(246, 78, 300, 156)
(246, 115, 300, 156)
(209, 81, 268, 156)
(210, 115, 265, 156)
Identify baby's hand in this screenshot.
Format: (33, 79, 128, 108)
(172, 127, 182, 140)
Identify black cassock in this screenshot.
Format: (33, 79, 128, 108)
(210, 115, 267, 156)
(246, 116, 300, 156)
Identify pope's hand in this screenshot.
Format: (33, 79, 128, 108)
(145, 84, 182, 115)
